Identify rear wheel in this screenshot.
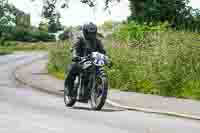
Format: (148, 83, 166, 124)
(89, 75, 108, 110)
(64, 78, 76, 107)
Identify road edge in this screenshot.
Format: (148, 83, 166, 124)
(106, 99, 200, 121)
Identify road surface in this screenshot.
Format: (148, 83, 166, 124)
(0, 52, 199, 133)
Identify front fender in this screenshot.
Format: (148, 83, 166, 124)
(96, 67, 107, 77)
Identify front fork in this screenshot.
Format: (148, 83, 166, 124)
(77, 67, 106, 100)
(89, 67, 106, 97)
(97, 67, 107, 77)
(77, 73, 91, 100)
(76, 75, 82, 100)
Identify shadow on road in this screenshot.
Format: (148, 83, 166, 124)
(71, 106, 125, 112)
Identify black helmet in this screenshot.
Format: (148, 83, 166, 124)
(82, 22, 97, 40)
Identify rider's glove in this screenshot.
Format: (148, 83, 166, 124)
(72, 56, 81, 62)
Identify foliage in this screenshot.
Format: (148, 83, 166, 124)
(47, 41, 71, 79)
(48, 12, 63, 33)
(38, 21, 49, 32)
(0, 25, 55, 42)
(0, 0, 14, 25)
(0, 48, 12, 55)
(101, 20, 114, 32)
(0, 0, 32, 42)
(16, 13, 31, 28)
(31, 30, 56, 42)
(128, 0, 200, 32)
(0, 41, 52, 52)
(58, 28, 72, 40)
(112, 21, 168, 46)
(31, 0, 116, 20)
(105, 31, 200, 99)
(13, 28, 55, 42)
(31, 0, 200, 33)
(47, 26, 200, 100)
(0, 0, 26, 26)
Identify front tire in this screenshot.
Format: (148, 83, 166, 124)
(89, 76, 108, 110)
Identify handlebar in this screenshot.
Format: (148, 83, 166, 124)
(72, 54, 113, 68)
(72, 55, 91, 62)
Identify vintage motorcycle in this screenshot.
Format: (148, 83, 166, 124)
(64, 52, 112, 110)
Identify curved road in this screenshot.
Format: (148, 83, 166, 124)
(0, 52, 199, 133)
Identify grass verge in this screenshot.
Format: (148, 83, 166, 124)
(0, 49, 12, 55)
(0, 41, 55, 55)
(47, 31, 200, 100)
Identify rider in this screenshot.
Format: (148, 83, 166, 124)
(66, 22, 106, 98)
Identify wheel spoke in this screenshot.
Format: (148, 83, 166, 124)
(89, 75, 108, 110)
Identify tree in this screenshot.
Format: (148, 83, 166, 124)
(31, 0, 117, 19)
(48, 12, 63, 33)
(31, 0, 199, 31)
(0, 0, 14, 25)
(55, 12, 63, 31)
(48, 17, 57, 33)
(128, 0, 190, 22)
(101, 20, 113, 31)
(128, 0, 200, 31)
(0, 0, 27, 38)
(0, 0, 27, 26)
(38, 21, 49, 32)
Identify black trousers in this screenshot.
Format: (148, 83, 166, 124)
(66, 62, 90, 98)
(65, 62, 81, 96)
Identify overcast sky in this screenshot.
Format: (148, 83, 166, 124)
(9, 0, 200, 27)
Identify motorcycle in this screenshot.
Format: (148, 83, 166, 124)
(64, 52, 112, 110)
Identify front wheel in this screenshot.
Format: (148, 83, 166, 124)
(64, 78, 76, 107)
(89, 76, 108, 110)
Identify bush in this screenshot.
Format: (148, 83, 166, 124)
(47, 23, 200, 100)
(0, 38, 5, 46)
(59, 30, 71, 41)
(13, 28, 55, 42)
(48, 41, 71, 79)
(106, 31, 200, 99)
(32, 31, 55, 42)
(112, 21, 168, 46)
(0, 25, 55, 42)
(0, 48, 12, 55)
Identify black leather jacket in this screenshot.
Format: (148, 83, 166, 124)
(72, 33, 106, 58)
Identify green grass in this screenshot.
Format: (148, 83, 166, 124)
(47, 31, 200, 100)
(105, 31, 200, 99)
(47, 41, 71, 79)
(0, 41, 55, 53)
(0, 49, 12, 55)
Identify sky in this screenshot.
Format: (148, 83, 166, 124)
(9, 0, 200, 27)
